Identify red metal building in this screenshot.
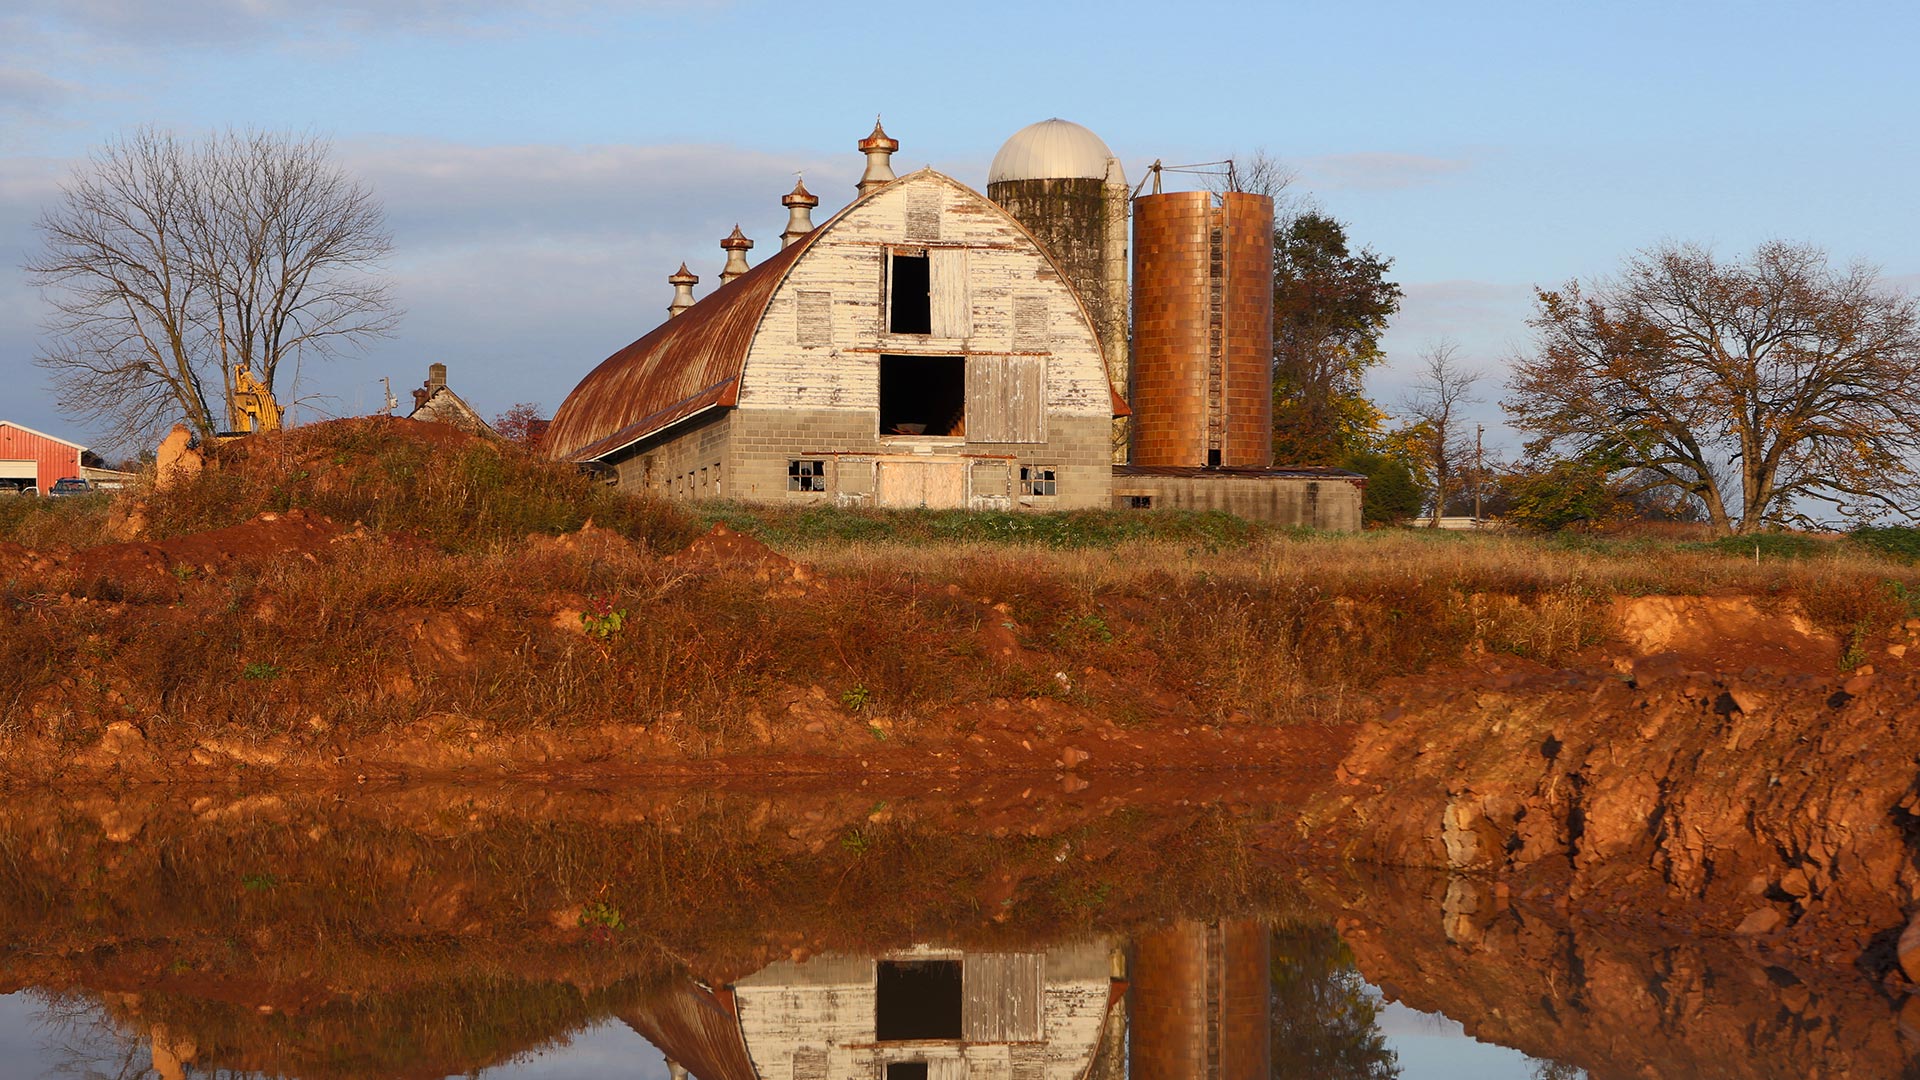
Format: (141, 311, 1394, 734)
(0, 420, 86, 494)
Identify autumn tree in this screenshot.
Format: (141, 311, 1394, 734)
(492, 402, 547, 449)
(1398, 340, 1481, 521)
(28, 128, 398, 448)
(1506, 241, 1920, 533)
(1271, 212, 1403, 465)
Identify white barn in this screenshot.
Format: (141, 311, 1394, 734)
(623, 941, 1124, 1080)
(545, 123, 1126, 511)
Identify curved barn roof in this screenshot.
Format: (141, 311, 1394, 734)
(545, 227, 821, 463)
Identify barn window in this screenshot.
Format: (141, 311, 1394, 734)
(1127, 495, 1153, 509)
(876, 960, 962, 1042)
(889, 251, 931, 334)
(1020, 465, 1058, 497)
(880, 356, 965, 437)
(886, 1065, 929, 1080)
(788, 459, 827, 492)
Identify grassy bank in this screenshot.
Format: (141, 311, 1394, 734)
(2, 418, 1917, 766)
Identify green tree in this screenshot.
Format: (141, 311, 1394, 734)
(1271, 212, 1403, 465)
(1341, 447, 1425, 527)
(1270, 922, 1400, 1079)
(1499, 448, 1632, 532)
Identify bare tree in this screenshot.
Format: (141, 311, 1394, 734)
(1400, 340, 1481, 521)
(1506, 241, 1920, 533)
(27, 128, 398, 448)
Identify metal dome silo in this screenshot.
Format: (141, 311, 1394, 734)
(1130, 189, 1274, 470)
(987, 119, 1131, 459)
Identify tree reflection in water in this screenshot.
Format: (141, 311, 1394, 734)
(1269, 922, 1399, 1080)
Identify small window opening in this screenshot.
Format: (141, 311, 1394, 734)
(886, 1065, 930, 1080)
(1020, 465, 1058, 497)
(788, 459, 827, 492)
(1207, 448, 1222, 468)
(880, 355, 965, 436)
(1127, 495, 1153, 509)
(889, 252, 931, 334)
(876, 960, 962, 1042)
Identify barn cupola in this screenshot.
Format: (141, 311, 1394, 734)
(719, 225, 754, 285)
(856, 118, 898, 195)
(780, 176, 820, 248)
(666, 263, 699, 319)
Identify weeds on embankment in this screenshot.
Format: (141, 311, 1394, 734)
(2, 419, 1917, 753)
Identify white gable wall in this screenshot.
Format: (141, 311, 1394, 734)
(718, 171, 1115, 510)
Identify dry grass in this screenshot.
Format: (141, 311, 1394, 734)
(4, 420, 1917, 747)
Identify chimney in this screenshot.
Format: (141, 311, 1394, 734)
(856, 117, 898, 195)
(781, 176, 820, 248)
(667, 263, 699, 318)
(427, 362, 447, 392)
(719, 225, 753, 285)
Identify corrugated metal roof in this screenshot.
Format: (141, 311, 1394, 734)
(546, 228, 820, 463)
(620, 984, 759, 1080)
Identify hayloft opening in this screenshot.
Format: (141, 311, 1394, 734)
(880, 355, 965, 437)
(889, 251, 932, 334)
(876, 959, 962, 1041)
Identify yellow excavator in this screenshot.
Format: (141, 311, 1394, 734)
(225, 363, 284, 435)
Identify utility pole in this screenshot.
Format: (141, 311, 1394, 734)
(1474, 424, 1485, 523)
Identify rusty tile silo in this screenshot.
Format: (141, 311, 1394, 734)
(1130, 190, 1274, 469)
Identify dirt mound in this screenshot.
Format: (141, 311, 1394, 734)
(66, 510, 344, 587)
(668, 523, 812, 585)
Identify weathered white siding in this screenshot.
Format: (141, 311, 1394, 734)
(737, 171, 1111, 420)
(733, 942, 1116, 1080)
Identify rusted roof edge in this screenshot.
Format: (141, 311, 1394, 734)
(566, 379, 737, 463)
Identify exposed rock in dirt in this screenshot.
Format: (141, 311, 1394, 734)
(1312, 867, 1915, 1080)
(154, 424, 202, 491)
(1307, 600, 1920, 980)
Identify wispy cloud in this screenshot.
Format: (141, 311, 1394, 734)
(11, 0, 696, 47)
(1298, 151, 1471, 192)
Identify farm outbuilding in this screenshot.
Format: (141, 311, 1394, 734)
(0, 420, 86, 494)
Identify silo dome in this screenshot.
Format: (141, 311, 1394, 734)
(988, 118, 1124, 185)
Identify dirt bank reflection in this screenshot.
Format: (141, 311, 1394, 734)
(0, 781, 1909, 1078)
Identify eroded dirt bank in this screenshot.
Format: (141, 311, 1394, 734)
(1302, 596, 1920, 973)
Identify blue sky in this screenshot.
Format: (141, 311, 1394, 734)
(4, 0, 1917, 455)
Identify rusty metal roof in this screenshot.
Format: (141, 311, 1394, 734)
(620, 984, 758, 1080)
(546, 229, 819, 463)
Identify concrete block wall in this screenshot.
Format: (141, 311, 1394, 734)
(609, 411, 732, 498)
(727, 407, 1113, 510)
(1111, 473, 1364, 531)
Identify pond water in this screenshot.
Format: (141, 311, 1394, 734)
(0, 778, 1903, 1079)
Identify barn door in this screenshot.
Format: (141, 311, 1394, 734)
(929, 248, 971, 338)
(877, 461, 967, 509)
(961, 953, 1043, 1042)
(965, 357, 1047, 444)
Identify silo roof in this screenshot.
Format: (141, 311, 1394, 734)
(988, 118, 1124, 185)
